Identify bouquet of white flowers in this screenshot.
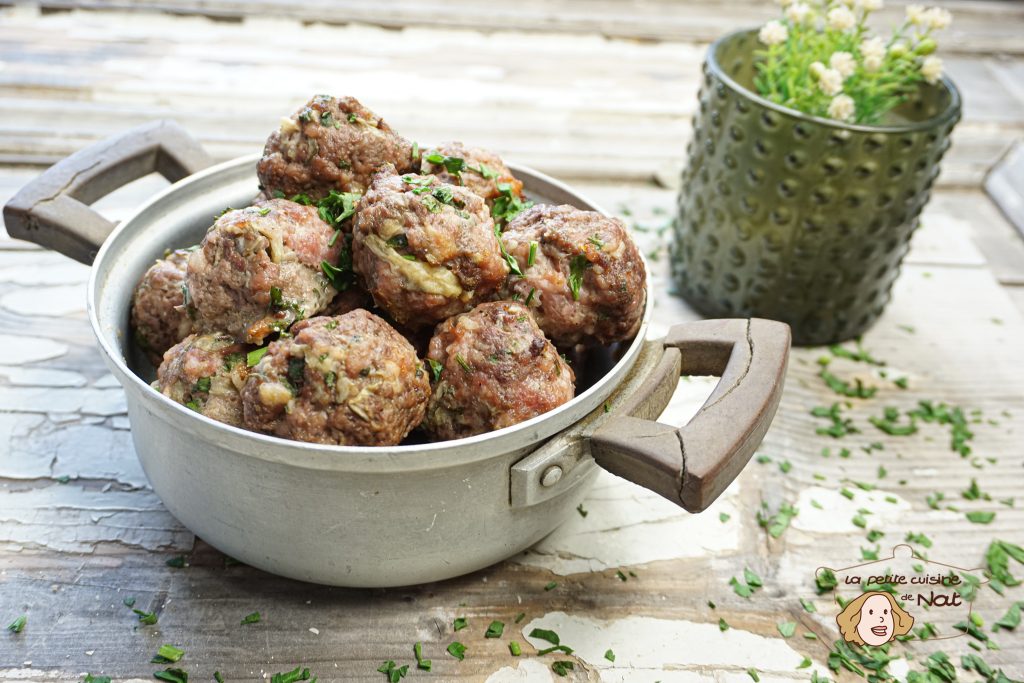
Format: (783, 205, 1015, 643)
(755, 0, 951, 124)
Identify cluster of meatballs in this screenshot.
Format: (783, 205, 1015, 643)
(130, 95, 646, 447)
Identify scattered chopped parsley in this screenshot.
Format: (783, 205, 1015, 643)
(816, 568, 838, 594)
(166, 555, 187, 568)
(568, 254, 591, 301)
(800, 598, 817, 613)
(529, 628, 561, 646)
(757, 501, 798, 539)
(576, 503, 587, 518)
(719, 512, 731, 523)
(509, 641, 522, 656)
(543, 581, 558, 591)
(289, 193, 314, 206)
(485, 621, 504, 638)
(455, 354, 473, 373)
(994, 602, 1021, 631)
(494, 225, 524, 277)
(453, 617, 468, 631)
(811, 403, 859, 438)
(603, 649, 615, 662)
(491, 182, 533, 224)
(134, 608, 158, 625)
(524, 287, 536, 305)
(152, 644, 185, 664)
(320, 111, 340, 128)
(797, 657, 812, 670)
(719, 618, 730, 631)
(317, 191, 360, 228)
(247, 347, 269, 367)
(820, 369, 877, 399)
(830, 342, 885, 366)
(966, 511, 996, 524)
(376, 660, 408, 682)
(83, 675, 112, 683)
(446, 642, 466, 661)
(224, 352, 245, 371)
(747, 668, 760, 682)
(7, 615, 26, 633)
(425, 153, 466, 176)
(240, 611, 261, 625)
(153, 668, 188, 683)
(425, 358, 443, 382)
(123, 597, 136, 607)
(514, 612, 526, 624)
(527, 241, 538, 267)
(905, 531, 933, 548)
(269, 667, 312, 683)
(413, 642, 431, 671)
(869, 406, 918, 436)
(777, 621, 796, 638)
(551, 661, 574, 677)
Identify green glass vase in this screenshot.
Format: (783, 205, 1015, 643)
(672, 29, 961, 345)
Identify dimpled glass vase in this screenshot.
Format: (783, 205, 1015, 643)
(672, 29, 961, 345)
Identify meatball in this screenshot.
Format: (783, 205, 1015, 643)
(241, 310, 430, 446)
(422, 302, 573, 441)
(186, 199, 342, 345)
(420, 141, 525, 208)
(352, 167, 509, 329)
(257, 95, 415, 201)
(156, 332, 250, 427)
(321, 282, 373, 317)
(131, 248, 195, 365)
(501, 205, 646, 347)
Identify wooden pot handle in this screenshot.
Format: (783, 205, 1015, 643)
(591, 318, 790, 511)
(3, 120, 214, 265)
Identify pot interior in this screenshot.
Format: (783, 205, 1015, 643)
(90, 154, 651, 456)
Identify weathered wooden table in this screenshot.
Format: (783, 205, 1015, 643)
(1, 2, 1023, 681)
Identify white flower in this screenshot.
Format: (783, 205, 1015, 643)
(828, 94, 856, 121)
(830, 51, 857, 78)
(859, 0, 883, 10)
(923, 7, 952, 30)
(809, 61, 826, 77)
(861, 36, 886, 60)
(906, 4, 927, 25)
(864, 55, 884, 72)
(818, 67, 845, 96)
(785, 2, 812, 24)
(889, 41, 909, 57)
(827, 6, 857, 31)
(921, 55, 943, 84)
(758, 20, 789, 46)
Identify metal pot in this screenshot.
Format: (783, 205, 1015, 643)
(4, 121, 791, 587)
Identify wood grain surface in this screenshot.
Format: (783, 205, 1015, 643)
(1, 2, 1023, 681)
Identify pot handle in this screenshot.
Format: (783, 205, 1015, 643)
(3, 120, 214, 265)
(591, 318, 790, 512)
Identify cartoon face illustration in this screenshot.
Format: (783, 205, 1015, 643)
(836, 591, 914, 646)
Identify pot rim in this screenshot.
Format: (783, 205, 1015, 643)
(87, 153, 654, 470)
(708, 27, 962, 134)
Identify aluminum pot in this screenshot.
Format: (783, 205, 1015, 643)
(4, 121, 791, 587)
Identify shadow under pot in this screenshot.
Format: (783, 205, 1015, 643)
(672, 29, 962, 346)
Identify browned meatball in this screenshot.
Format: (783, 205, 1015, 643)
(257, 95, 415, 201)
(155, 332, 250, 427)
(131, 248, 195, 366)
(501, 205, 646, 347)
(420, 141, 525, 209)
(422, 301, 574, 441)
(186, 199, 343, 345)
(241, 311, 430, 446)
(352, 167, 509, 329)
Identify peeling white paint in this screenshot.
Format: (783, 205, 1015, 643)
(513, 471, 740, 574)
(1, 284, 86, 316)
(0, 335, 69, 364)
(485, 659, 556, 682)
(790, 487, 912, 534)
(522, 612, 827, 680)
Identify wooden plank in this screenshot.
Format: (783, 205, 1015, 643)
(10, 0, 1024, 56)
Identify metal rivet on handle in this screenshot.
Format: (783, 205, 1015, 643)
(540, 466, 563, 487)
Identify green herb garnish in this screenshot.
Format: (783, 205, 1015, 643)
(527, 241, 538, 267)
(455, 354, 472, 373)
(567, 254, 591, 301)
(514, 612, 526, 623)
(777, 621, 796, 638)
(153, 668, 188, 683)
(425, 153, 466, 176)
(551, 661, 574, 677)
(576, 503, 587, 518)
(376, 661, 408, 682)
(509, 641, 522, 656)
(240, 611, 261, 625)
(152, 644, 185, 664)
(485, 621, 504, 638)
(966, 511, 996, 524)
(453, 617, 468, 631)
(446, 642, 466, 661)
(529, 628, 560, 645)
(134, 609, 158, 625)
(543, 581, 557, 591)
(166, 555, 187, 568)
(7, 615, 26, 633)
(247, 347, 269, 367)
(604, 649, 615, 662)
(491, 183, 532, 225)
(413, 642, 431, 671)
